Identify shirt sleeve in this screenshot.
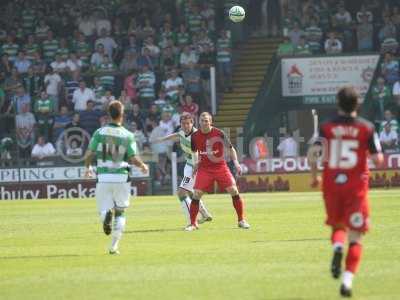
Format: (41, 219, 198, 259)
(126, 134, 137, 158)
(368, 130, 382, 154)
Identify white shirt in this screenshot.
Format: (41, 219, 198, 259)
(50, 61, 67, 72)
(277, 137, 298, 157)
(393, 81, 400, 96)
(95, 37, 118, 59)
(32, 143, 56, 158)
(164, 77, 183, 98)
(379, 130, 398, 144)
(95, 19, 111, 35)
(72, 88, 95, 111)
(180, 51, 198, 66)
(44, 73, 62, 96)
(324, 39, 343, 53)
(79, 20, 96, 36)
(66, 59, 82, 72)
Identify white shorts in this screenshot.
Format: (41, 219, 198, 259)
(179, 164, 195, 193)
(95, 182, 132, 212)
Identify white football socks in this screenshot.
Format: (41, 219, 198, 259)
(110, 216, 126, 251)
(180, 196, 191, 225)
(333, 242, 344, 252)
(199, 200, 211, 218)
(342, 271, 354, 288)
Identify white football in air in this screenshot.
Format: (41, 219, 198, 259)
(229, 6, 246, 23)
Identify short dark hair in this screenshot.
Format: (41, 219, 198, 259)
(337, 86, 359, 113)
(108, 100, 124, 120)
(180, 112, 193, 123)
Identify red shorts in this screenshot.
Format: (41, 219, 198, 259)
(323, 183, 370, 233)
(194, 165, 236, 192)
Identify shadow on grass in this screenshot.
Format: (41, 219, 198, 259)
(252, 238, 326, 243)
(0, 254, 84, 260)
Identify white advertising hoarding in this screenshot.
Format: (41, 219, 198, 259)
(281, 55, 380, 102)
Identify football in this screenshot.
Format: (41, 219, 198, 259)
(229, 5, 245, 23)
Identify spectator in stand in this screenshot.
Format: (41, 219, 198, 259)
(216, 29, 232, 92)
(183, 62, 202, 103)
(288, 22, 304, 47)
(34, 91, 54, 141)
(177, 24, 191, 50)
(356, 4, 373, 24)
(12, 85, 31, 115)
(160, 46, 178, 74)
(53, 105, 71, 142)
(16, 103, 36, 160)
(381, 52, 400, 85)
(64, 70, 80, 110)
(50, 54, 67, 74)
(30, 50, 47, 75)
(128, 121, 147, 151)
(357, 14, 374, 51)
(164, 68, 183, 105)
(372, 77, 393, 122)
(180, 45, 198, 70)
(14, 51, 31, 75)
(154, 90, 168, 112)
(333, 5, 352, 31)
(2, 35, 19, 62)
(137, 64, 156, 109)
(145, 103, 161, 133)
(127, 103, 145, 130)
(31, 135, 56, 162)
(72, 79, 95, 112)
(294, 36, 311, 55)
(66, 52, 82, 73)
(41, 30, 59, 64)
(277, 36, 295, 56)
(142, 36, 160, 67)
(95, 28, 118, 61)
(119, 51, 138, 74)
(198, 43, 215, 109)
(380, 110, 399, 133)
(324, 32, 342, 54)
(24, 35, 40, 61)
(123, 34, 139, 54)
(95, 11, 111, 36)
(0, 53, 13, 81)
(23, 66, 43, 99)
(277, 131, 298, 158)
(379, 122, 398, 153)
(97, 89, 115, 111)
(35, 20, 50, 41)
(97, 55, 117, 91)
(57, 38, 70, 61)
(393, 78, 400, 105)
(66, 139, 83, 157)
(378, 15, 398, 54)
(181, 94, 199, 120)
(73, 32, 91, 70)
(137, 47, 154, 70)
(305, 17, 323, 53)
(90, 43, 106, 70)
(44, 67, 62, 112)
(78, 13, 96, 38)
(123, 69, 138, 104)
(119, 89, 133, 113)
(79, 100, 101, 136)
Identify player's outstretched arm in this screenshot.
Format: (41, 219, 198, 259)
(84, 150, 95, 178)
(371, 153, 384, 168)
(129, 155, 149, 174)
(151, 133, 179, 144)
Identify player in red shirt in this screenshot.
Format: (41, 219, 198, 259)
(309, 87, 383, 298)
(185, 112, 250, 231)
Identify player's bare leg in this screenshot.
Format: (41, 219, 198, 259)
(185, 189, 204, 231)
(330, 225, 347, 279)
(109, 208, 126, 255)
(340, 230, 363, 298)
(226, 185, 250, 229)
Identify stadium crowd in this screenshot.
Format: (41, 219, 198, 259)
(276, 0, 400, 153)
(0, 0, 243, 171)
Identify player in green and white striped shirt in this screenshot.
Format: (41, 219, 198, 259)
(85, 101, 148, 254)
(152, 112, 212, 228)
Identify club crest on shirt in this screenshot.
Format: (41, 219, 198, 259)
(350, 212, 364, 228)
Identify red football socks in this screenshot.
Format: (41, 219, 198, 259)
(232, 195, 244, 222)
(189, 199, 200, 225)
(331, 228, 346, 248)
(345, 242, 362, 273)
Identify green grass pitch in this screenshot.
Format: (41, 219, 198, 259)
(0, 191, 399, 300)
